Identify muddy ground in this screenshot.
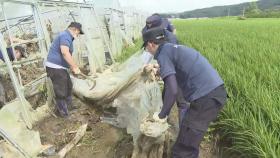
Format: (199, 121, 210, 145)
(34, 97, 134, 158)
(1, 63, 220, 157)
(33, 96, 218, 158)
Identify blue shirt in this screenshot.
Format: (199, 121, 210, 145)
(0, 47, 15, 62)
(155, 43, 224, 102)
(47, 30, 74, 68)
(164, 30, 178, 44)
(161, 18, 175, 33)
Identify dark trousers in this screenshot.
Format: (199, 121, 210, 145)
(176, 87, 189, 126)
(172, 85, 227, 158)
(46, 67, 73, 116)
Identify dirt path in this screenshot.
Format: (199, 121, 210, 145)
(34, 97, 133, 158)
(34, 96, 219, 158)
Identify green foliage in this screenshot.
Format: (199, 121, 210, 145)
(163, 0, 280, 18)
(115, 39, 142, 63)
(245, 2, 262, 17)
(173, 18, 280, 158)
(245, 1, 280, 18)
(246, 8, 280, 18)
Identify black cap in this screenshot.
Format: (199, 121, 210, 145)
(68, 22, 84, 34)
(142, 27, 166, 48)
(146, 15, 162, 29)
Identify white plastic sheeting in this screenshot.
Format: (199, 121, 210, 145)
(72, 51, 144, 103)
(0, 0, 148, 157)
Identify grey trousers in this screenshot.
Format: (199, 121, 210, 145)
(172, 85, 227, 158)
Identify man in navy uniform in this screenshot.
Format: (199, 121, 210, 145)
(143, 27, 227, 158)
(142, 14, 177, 44)
(142, 14, 187, 127)
(45, 22, 84, 117)
(152, 13, 176, 34)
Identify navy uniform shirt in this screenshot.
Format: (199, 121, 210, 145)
(155, 43, 224, 102)
(164, 30, 178, 44)
(0, 47, 15, 62)
(47, 30, 74, 68)
(161, 18, 175, 33)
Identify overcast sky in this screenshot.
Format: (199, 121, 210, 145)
(119, 0, 255, 13)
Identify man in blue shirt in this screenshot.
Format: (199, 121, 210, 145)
(0, 46, 25, 62)
(142, 27, 227, 158)
(142, 14, 187, 127)
(45, 22, 84, 117)
(0, 45, 25, 107)
(152, 13, 176, 34)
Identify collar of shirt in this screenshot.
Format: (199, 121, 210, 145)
(154, 42, 167, 59)
(65, 29, 74, 41)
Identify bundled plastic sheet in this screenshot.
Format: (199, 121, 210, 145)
(72, 51, 144, 104)
(0, 100, 50, 158)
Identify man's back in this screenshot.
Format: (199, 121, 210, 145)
(47, 30, 74, 68)
(161, 18, 175, 33)
(155, 43, 223, 102)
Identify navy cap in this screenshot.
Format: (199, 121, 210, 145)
(142, 27, 166, 48)
(146, 15, 162, 29)
(68, 22, 84, 34)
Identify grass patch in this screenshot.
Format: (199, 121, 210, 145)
(115, 39, 142, 63)
(173, 18, 280, 158)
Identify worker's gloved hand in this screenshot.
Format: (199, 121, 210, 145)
(143, 63, 153, 72)
(140, 112, 169, 137)
(72, 67, 81, 75)
(153, 112, 167, 123)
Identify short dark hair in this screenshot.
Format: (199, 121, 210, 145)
(14, 46, 25, 57)
(68, 22, 84, 34)
(152, 13, 160, 16)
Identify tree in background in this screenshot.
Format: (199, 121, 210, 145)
(245, 1, 262, 17)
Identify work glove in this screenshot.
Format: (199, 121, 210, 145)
(72, 67, 81, 75)
(140, 112, 169, 138)
(153, 112, 167, 123)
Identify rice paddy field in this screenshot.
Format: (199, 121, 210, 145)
(173, 18, 280, 158)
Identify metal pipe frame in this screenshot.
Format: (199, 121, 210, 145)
(89, 4, 115, 63)
(0, 32, 32, 130)
(0, 0, 34, 5)
(1, 2, 24, 87)
(38, 0, 92, 8)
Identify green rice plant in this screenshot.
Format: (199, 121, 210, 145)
(115, 39, 142, 63)
(173, 18, 280, 158)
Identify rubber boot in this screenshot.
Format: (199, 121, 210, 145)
(66, 96, 73, 110)
(56, 99, 69, 117)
